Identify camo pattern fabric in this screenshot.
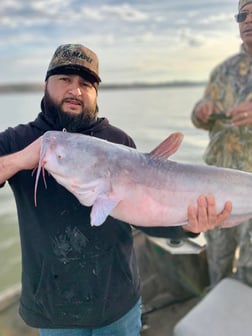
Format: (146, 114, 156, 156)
(191, 44, 252, 288)
(192, 44, 252, 172)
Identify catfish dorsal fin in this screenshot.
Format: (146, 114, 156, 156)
(150, 132, 184, 159)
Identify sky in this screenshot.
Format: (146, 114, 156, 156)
(0, 0, 242, 84)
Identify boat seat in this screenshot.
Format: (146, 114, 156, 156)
(173, 278, 252, 336)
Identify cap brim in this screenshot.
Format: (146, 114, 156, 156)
(46, 65, 101, 83)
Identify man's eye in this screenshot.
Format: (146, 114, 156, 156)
(81, 82, 92, 88)
(59, 76, 70, 82)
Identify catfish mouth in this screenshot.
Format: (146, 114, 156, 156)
(34, 133, 68, 206)
(34, 135, 54, 206)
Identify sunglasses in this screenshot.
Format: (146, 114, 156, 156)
(235, 11, 252, 23)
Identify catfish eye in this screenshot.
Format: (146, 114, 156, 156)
(56, 151, 64, 160)
(55, 145, 65, 161)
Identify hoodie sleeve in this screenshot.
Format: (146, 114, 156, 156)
(135, 226, 198, 239)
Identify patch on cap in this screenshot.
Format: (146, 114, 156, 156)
(46, 44, 101, 82)
(239, 0, 252, 11)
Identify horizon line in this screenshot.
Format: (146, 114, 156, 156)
(0, 80, 206, 93)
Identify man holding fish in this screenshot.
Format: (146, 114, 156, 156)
(0, 44, 231, 335)
(192, 0, 252, 290)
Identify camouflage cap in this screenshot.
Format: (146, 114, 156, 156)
(239, 0, 252, 11)
(46, 44, 101, 83)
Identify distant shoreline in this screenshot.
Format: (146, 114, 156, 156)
(0, 81, 206, 94)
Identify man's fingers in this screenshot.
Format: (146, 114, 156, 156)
(197, 195, 208, 220)
(184, 195, 232, 234)
(205, 194, 217, 229)
(216, 201, 232, 224)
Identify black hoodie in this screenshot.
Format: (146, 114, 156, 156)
(0, 99, 189, 328)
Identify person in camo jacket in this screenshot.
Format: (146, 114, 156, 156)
(191, 0, 252, 288)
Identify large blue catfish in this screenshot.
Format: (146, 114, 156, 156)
(35, 130, 252, 228)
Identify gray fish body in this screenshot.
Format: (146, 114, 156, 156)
(36, 130, 252, 228)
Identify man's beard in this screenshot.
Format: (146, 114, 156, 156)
(44, 89, 98, 132)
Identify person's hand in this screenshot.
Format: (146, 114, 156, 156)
(0, 137, 42, 184)
(182, 194, 232, 233)
(195, 101, 215, 123)
(227, 102, 252, 126)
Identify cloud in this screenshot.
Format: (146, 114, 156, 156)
(0, 0, 22, 11)
(179, 28, 204, 47)
(0, 1, 149, 27)
(0, 0, 241, 84)
(99, 4, 149, 21)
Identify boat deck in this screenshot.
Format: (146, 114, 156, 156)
(141, 297, 199, 335)
(135, 231, 208, 335)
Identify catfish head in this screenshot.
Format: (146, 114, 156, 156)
(34, 130, 108, 207)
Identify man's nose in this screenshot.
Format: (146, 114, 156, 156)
(68, 86, 82, 96)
